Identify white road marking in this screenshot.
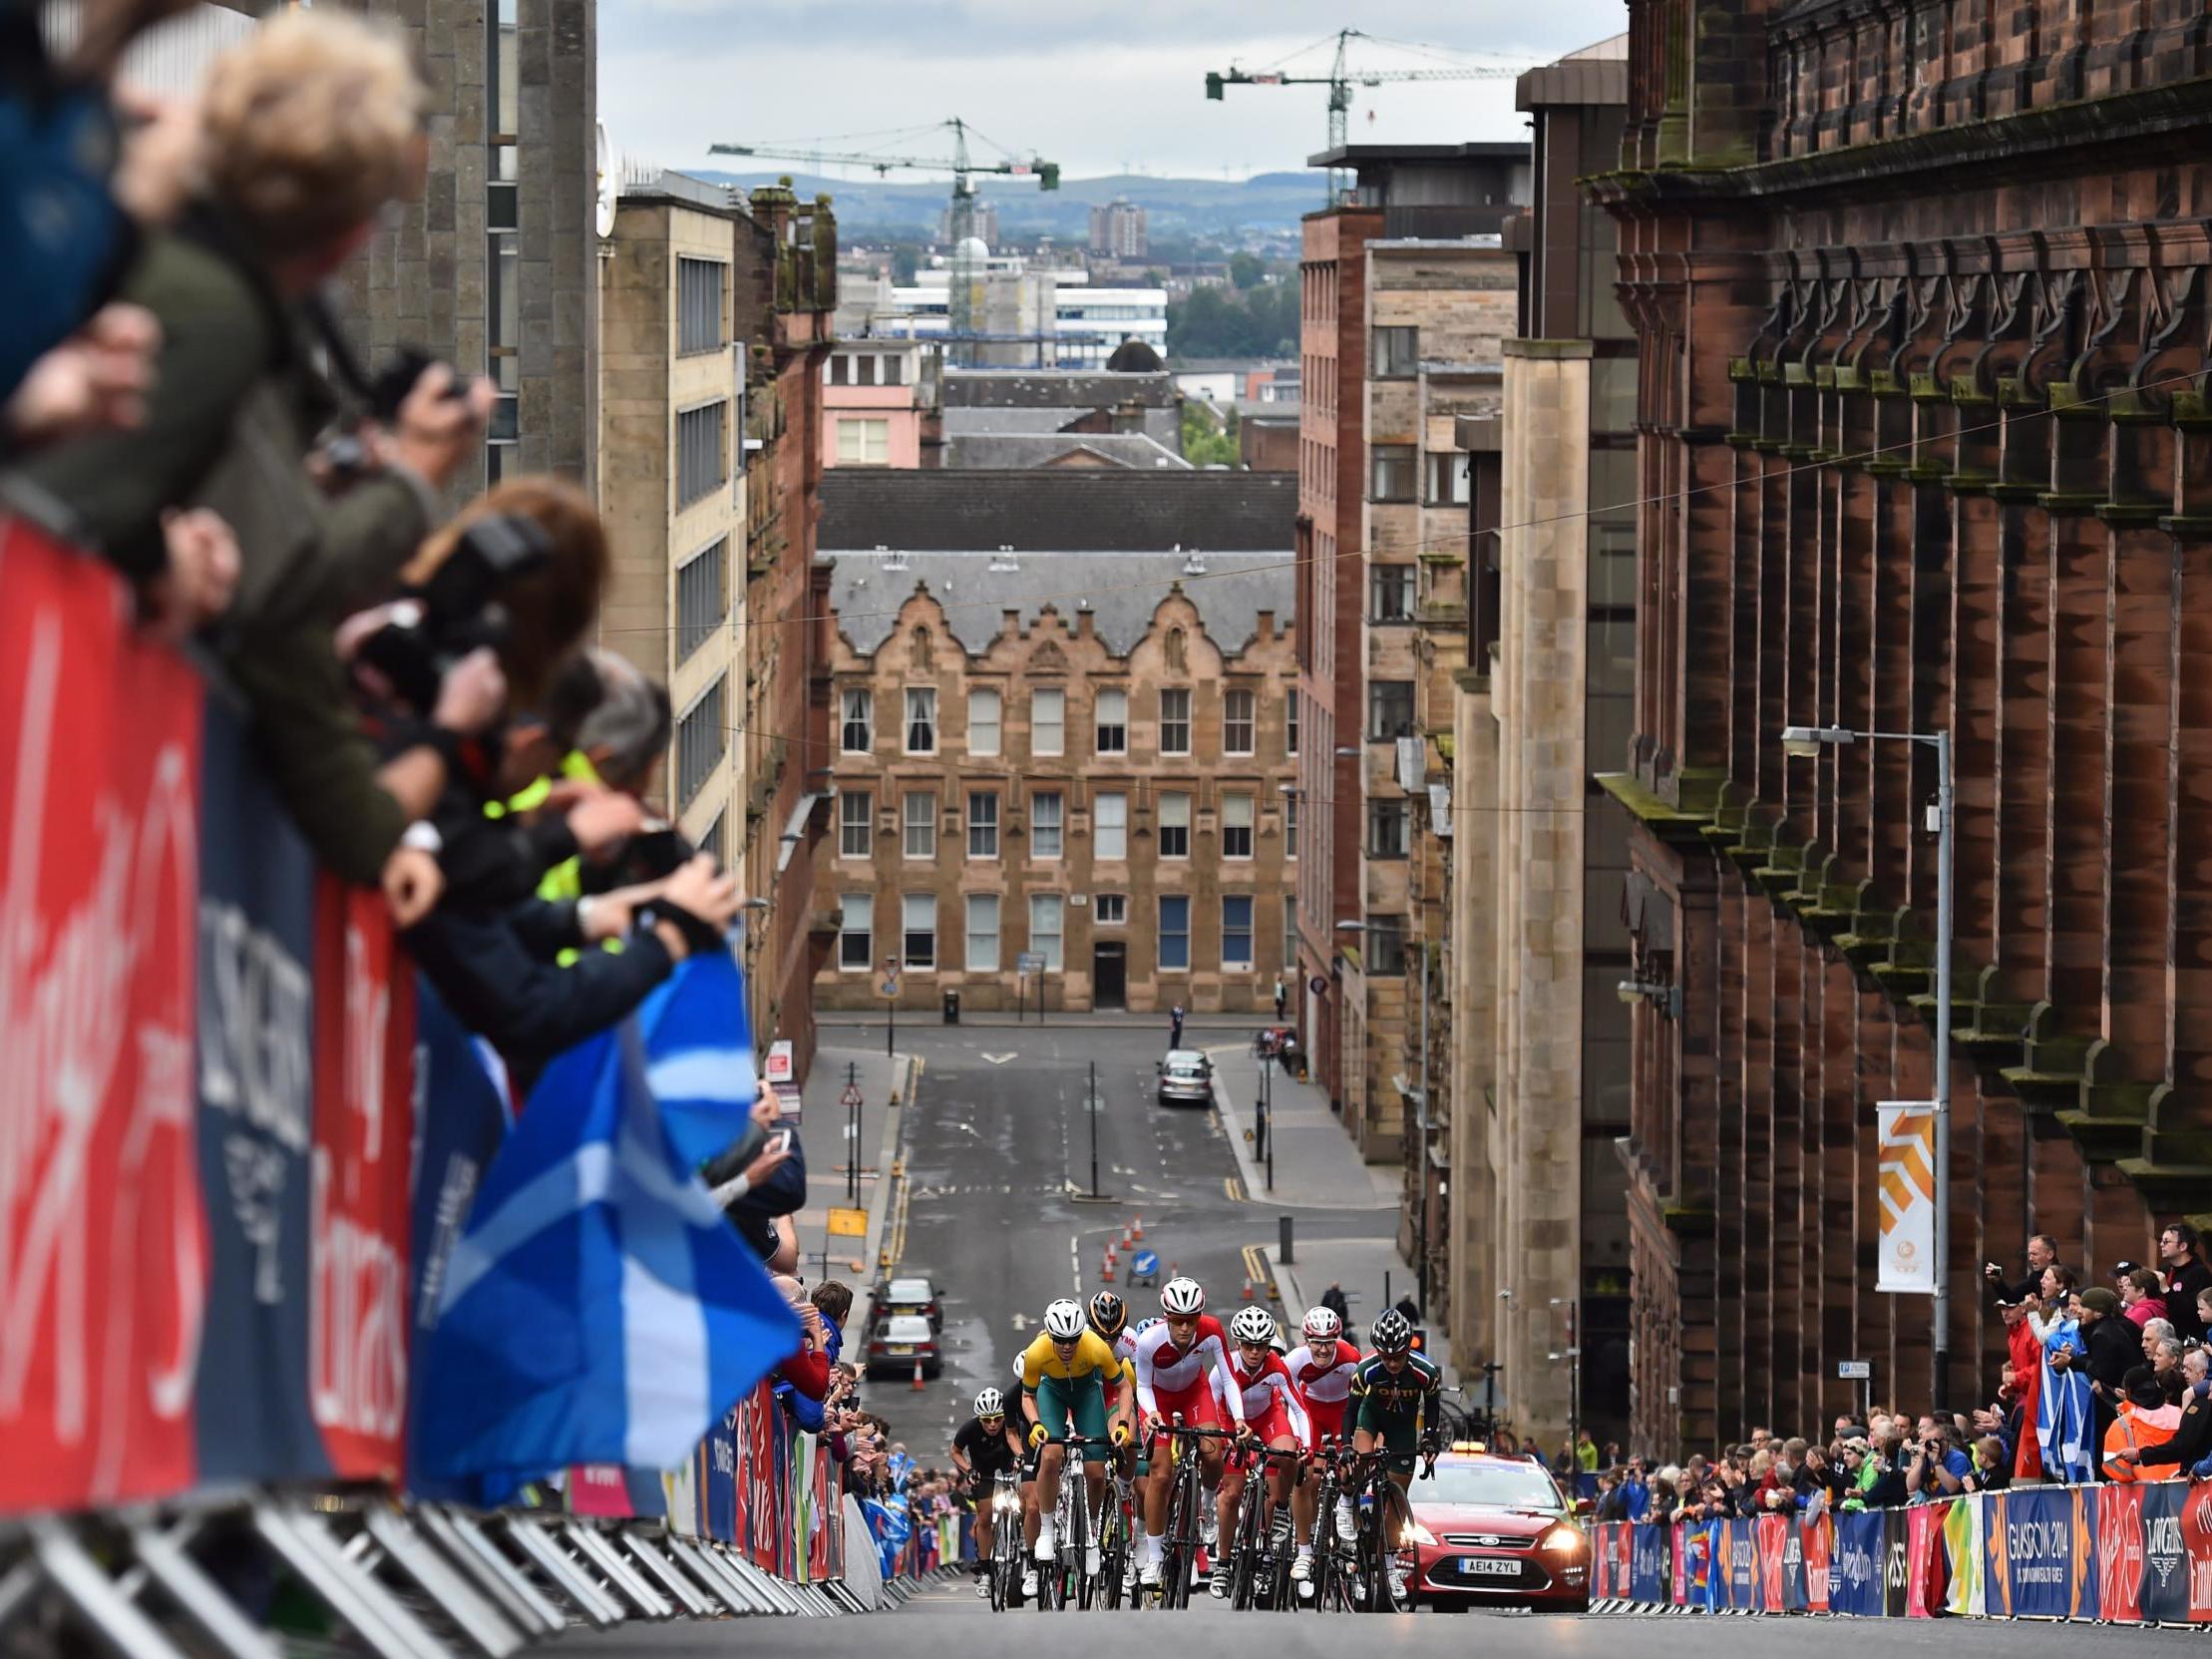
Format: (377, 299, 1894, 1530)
(1010, 1311, 1032, 1332)
(981, 1052, 1018, 1065)
(1069, 1234, 1081, 1294)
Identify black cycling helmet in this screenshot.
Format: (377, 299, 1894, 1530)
(1089, 1290, 1128, 1338)
(1370, 1308, 1413, 1353)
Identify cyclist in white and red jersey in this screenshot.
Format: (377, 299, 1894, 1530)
(1132, 1276, 1247, 1587)
(1284, 1304, 1359, 1582)
(1212, 1305, 1310, 1596)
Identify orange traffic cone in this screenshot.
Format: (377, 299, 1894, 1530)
(1132, 1215, 1145, 1241)
(912, 1359, 925, 1391)
(1101, 1251, 1117, 1283)
(1241, 1277, 1255, 1301)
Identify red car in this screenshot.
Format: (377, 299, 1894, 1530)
(1402, 1448, 1590, 1612)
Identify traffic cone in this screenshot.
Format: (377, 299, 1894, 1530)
(1132, 1215, 1144, 1241)
(1101, 1250, 1117, 1283)
(912, 1359, 925, 1391)
(1241, 1276, 1254, 1301)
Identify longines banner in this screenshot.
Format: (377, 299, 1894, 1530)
(1874, 1102, 1938, 1293)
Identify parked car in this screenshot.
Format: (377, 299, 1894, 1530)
(1156, 1048, 1214, 1107)
(1402, 1448, 1589, 1612)
(865, 1313, 940, 1380)
(871, 1273, 944, 1333)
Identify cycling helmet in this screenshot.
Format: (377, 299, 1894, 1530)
(1160, 1276, 1206, 1316)
(1370, 1308, 1413, 1353)
(1089, 1290, 1128, 1337)
(1134, 1317, 1162, 1337)
(1302, 1306, 1344, 1341)
(1230, 1305, 1278, 1346)
(974, 1387, 1005, 1418)
(1043, 1298, 1086, 1341)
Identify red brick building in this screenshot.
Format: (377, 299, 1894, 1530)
(1595, 1, 2212, 1453)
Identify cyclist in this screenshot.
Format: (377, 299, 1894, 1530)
(949, 1388, 1021, 1595)
(1018, 1297, 1134, 1597)
(1088, 1290, 1148, 1586)
(1132, 1276, 1247, 1589)
(1345, 1307, 1441, 1601)
(1214, 1305, 1311, 1598)
(1283, 1304, 1359, 1582)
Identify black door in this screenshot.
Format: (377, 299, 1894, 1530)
(1093, 942, 1126, 1011)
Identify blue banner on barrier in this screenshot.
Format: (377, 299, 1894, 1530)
(1779, 1516, 1807, 1611)
(191, 699, 328, 1484)
(1830, 1510, 1885, 1616)
(1631, 1523, 1670, 1604)
(2139, 1479, 2191, 1624)
(1722, 1516, 1757, 1609)
(2004, 1484, 2077, 1618)
(704, 1405, 739, 1542)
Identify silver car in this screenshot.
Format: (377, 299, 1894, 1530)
(1156, 1048, 1214, 1107)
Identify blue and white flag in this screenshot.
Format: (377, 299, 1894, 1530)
(2036, 1315, 2093, 1483)
(414, 1011, 800, 1483)
(637, 946, 759, 1167)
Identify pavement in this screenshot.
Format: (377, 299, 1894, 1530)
(791, 1042, 914, 1329)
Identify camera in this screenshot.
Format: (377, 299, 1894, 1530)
(369, 345, 469, 426)
(354, 511, 552, 714)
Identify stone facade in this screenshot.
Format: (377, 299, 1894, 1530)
(1594, 0, 2212, 1454)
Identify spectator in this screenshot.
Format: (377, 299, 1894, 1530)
(2112, 1347, 2212, 1478)
(2150, 1337, 2187, 1407)
(2079, 1285, 2140, 1444)
(1757, 1443, 1800, 1512)
(1985, 1233, 2058, 1307)
(1593, 1468, 1623, 1521)
(811, 1281, 854, 1365)
(1647, 1472, 1679, 1525)
(1905, 1422, 1970, 1502)
(1967, 1436, 2011, 1492)
(2100, 1368, 2181, 1481)
(1620, 1457, 1651, 1521)
(1169, 1004, 1185, 1048)
(1576, 1430, 1598, 1473)
(2142, 1316, 2177, 1361)
(2120, 1267, 2167, 1330)
(1798, 1444, 1846, 1512)
(1997, 1296, 2045, 1480)
(2161, 1223, 2212, 1345)
(2038, 1290, 2095, 1483)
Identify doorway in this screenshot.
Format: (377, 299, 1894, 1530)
(1092, 942, 1126, 1011)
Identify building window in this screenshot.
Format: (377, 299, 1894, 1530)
(1222, 896, 1254, 969)
(1369, 443, 1416, 503)
(966, 791, 998, 858)
(1095, 893, 1126, 925)
(839, 789, 873, 858)
(676, 538, 727, 661)
(1223, 689, 1255, 755)
(1367, 915, 1407, 976)
(1368, 796, 1410, 858)
(853, 353, 878, 386)
(1284, 895, 1298, 968)
(842, 687, 873, 753)
(902, 894, 936, 970)
(1371, 325, 1418, 378)
(1031, 791, 1063, 859)
(1160, 687, 1191, 754)
(1094, 791, 1127, 861)
(1370, 565, 1416, 623)
(1095, 688, 1128, 755)
(1159, 895, 1190, 972)
(675, 674, 725, 806)
(676, 401, 728, 508)
(1159, 791, 1190, 859)
(1029, 894, 1063, 972)
(694, 811, 724, 869)
(836, 417, 891, 465)
(839, 893, 872, 970)
(903, 791, 936, 859)
(1031, 688, 1065, 756)
(827, 355, 849, 386)
(968, 688, 1001, 756)
(1286, 790, 1298, 858)
(1368, 679, 1415, 740)
(966, 894, 999, 972)
(1427, 450, 1470, 506)
(882, 352, 904, 386)
(906, 687, 936, 753)
(1223, 793, 1254, 859)
(1287, 688, 1298, 755)
(678, 257, 726, 355)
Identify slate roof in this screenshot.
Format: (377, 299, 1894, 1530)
(940, 369, 1180, 410)
(943, 432, 1192, 470)
(942, 405, 1182, 445)
(820, 469, 1294, 557)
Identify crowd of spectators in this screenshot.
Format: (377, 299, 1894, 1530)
(1581, 1222, 2212, 1525)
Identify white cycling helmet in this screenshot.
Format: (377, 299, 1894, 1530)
(1160, 1276, 1206, 1316)
(1043, 1298, 1086, 1341)
(1301, 1306, 1344, 1341)
(1230, 1306, 1278, 1346)
(974, 1387, 1005, 1418)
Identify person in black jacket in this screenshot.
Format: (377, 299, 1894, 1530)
(2079, 1286, 2141, 1447)
(2113, 1347, 2212, 1476)
(2160, 1223, 2212, 1345)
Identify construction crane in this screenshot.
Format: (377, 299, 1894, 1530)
(708, 119, 1059, 363)
(1206, 29, 1527, 199)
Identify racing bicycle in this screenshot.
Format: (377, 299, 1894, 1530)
(1036, 1435, 1120, 1611)
(1336, 1442, 1435, 1614)
(1146, 1419, 1238, 1611)
(983, 1471, 1022, 1612)
(1224, 1442, 1304, 1611)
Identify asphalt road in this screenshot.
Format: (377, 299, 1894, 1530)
(853, 1024, 1382, 1462)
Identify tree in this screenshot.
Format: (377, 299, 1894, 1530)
(1229, 251, 1266, 290)
(1166, 280, 1299, 360)
(1181, 400, 1239, 467)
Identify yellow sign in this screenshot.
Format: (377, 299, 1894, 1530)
(827, 1206, 869, 1238)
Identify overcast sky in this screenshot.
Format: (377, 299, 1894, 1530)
(598, 1, 1631, 185)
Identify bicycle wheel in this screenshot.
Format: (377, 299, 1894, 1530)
(1069, 1472, 1092, 1611)
(1165, 1459, 1199, 1610)
(1098, 1480, 1128, 1611)
(1229, 1478, 1262, 1609)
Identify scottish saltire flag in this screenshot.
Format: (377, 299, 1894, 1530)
(637, 945, 759, 1166)
(414, 1012, 800, 1483)
(2037, 1316, 2094, 1483)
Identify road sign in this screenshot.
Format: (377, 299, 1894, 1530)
(840, 1083, 864, 1109)
(1130, 1250, 1159, 1279)
(1837, 1359, 1872, 1380)
(765, 1039, 795, 1086)
(1307, 974, 1326, 996)
(827, 1206, 868, 1239)
(1016, 952, 1046, 974)
(878, 975, 899, 999)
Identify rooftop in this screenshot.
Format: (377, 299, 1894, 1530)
(942, 432, 1193, 470)
(820, 469, 1293, 557)
(1307, 142, 1531, 168)
(940, 369, 1180, 411)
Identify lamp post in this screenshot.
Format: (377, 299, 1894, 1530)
(1780, 722, 1954, 1405)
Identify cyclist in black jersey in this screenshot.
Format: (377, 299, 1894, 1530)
(950, 1388, 1021, 1588)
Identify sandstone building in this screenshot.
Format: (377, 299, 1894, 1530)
(815, 471, 1297, 1015)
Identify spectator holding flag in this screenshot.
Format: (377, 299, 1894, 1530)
(2036, 1287, 2094, 1482)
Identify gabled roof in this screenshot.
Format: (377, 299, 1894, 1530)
(943, 432, 1192, 471)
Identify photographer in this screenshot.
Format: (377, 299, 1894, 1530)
(1904, 1421, 1970, 1501)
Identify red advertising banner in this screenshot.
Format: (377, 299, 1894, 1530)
(2186, 1476, 2212, 1621)
(1905, 1500, 1946, 1617)
(309, 878, 416, 1482)
(742, 1382, 779, 1570)
(1671, 1521, 1688, 1605)
(2100, 1482, 2145, 1623)
(1803, 1513, 1832, 1613)
(0, 521, 206, 1515)
(1756, 1514, 1786, 1611)
(569, 1463, 633, 1518)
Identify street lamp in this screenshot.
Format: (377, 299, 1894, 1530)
(1778, 722, 1954, 1404)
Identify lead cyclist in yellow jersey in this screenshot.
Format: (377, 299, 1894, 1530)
(1019, 1298, 1133, 1576)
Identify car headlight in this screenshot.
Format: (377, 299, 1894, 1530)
(1538, 1523, 1585, 1558)
(1403, 1521, 1437, 1547)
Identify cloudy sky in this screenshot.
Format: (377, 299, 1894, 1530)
(598, 0, 1631, 185)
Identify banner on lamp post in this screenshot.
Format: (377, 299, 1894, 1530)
(1875, 1102, 1938, 1294)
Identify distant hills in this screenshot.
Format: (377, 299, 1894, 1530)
(690, 169, 1331, 242)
